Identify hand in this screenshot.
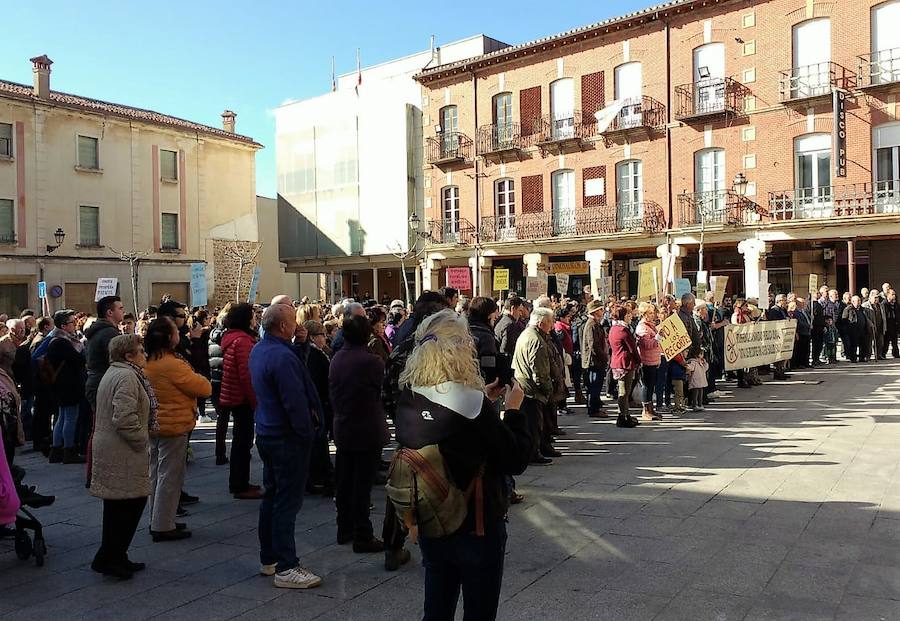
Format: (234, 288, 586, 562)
(505, 380, 525, 411)
(189, 323, 204, 339)
(484, 378, 506, 402)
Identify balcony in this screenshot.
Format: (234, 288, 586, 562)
(674, 77, 745, 121)
(598, 96, 666, 146)
(533, 110, 592, 154)
(476, 123, 524, 159)
(479, 202, 666, 243)
(859, 47, 900, 90)
(768, 181, 900, 221)
(677, 190, 764, 227)
(778, 62, 848, 103)
(426, 132, 473, 168)
(426, 217, 477, 245)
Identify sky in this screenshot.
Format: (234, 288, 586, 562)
(4, 0, 651, 198)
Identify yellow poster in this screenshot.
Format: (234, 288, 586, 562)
(493, 268, 510, 291)
(808, 273, 818, 294)
(657, 312, 692, 360)
(637, 259, 662, 301)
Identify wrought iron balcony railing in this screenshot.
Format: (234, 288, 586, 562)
(674, 77, 745, 120)
(768, 181, 900, 221)
(426, 217, 476, 245)
(599, 96, 666, 135)
(426, 132, 473, 166)
(533, 110, 592, 146)
(779, 62, 836, 101)
(476, 123, 524, 156)
(859, 47, 900, 88)
(678, 190, 764, 227)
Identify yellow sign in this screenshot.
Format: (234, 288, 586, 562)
(493, 268, 510, 291)
(710, 275, 729, 306)
(542, 261, 590, 275)
(637, 259, 662, 301)
(657, 312, 692, 360)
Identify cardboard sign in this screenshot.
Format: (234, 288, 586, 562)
(190, 263, 208, 307)
(710, 275, 729, 306)
(657, 312, 692, 360)
(94, 278, 118, 302)
(695, 281, 708, 299)
(599, 276, 612, 300)
(696, 270, 708, 285)
(247, 266, 262, 303)
(674, 278, 692, 299)
(556, 273, 570, 296)
(38, 281, 47, 299)
(446, 267, 472, 291)
(638, 259, 662, 301)
(808, 273, 819, 294)
(493, 268, 510, 291)
(525, 271, 547, 299)
(723, 319, 798, 371)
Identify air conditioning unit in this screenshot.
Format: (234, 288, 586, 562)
(823, 248, 835, 260)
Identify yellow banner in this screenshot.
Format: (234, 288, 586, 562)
(637, 259, 662, 301)
(657, 312, 692, 360)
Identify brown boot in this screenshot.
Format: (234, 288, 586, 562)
(574, 390, 587, 405)
(640, 404, 654, 421)
(649, 402, 662, 420)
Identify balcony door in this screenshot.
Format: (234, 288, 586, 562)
(694, 148, 725, 221)
(551, 170, 576, 235)
(795, 133, 832, 218)
(550, 78, 575, 139)
(493, 93, 513, 148)
(792, 19, 831, 98)
(495, 178, 517, 239)
(614, 62, 643, 128)
(874, 122, 900, 212)
(872, 1, 900, 84)
(440, 106, 459, 156)
(616, 160, 643, 228)
(693, 43, 725, 114)
(442, 186, 460, 241)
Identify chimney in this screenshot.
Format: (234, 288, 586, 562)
(221, 110, 236, 134)
(29, 55, 53, 99)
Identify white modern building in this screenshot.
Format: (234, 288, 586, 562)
(275, 35, 507, 303)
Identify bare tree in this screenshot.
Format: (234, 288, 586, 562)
(223, 242, 262, 302)
(108, 246, 151, 315)
(388, 240, 427, 307)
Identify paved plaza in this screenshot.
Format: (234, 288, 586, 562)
(3, 361, 900, 620)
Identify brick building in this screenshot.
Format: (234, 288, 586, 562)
(414, 0, 900, 300)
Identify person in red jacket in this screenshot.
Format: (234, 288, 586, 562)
(219, 303, 261, 499)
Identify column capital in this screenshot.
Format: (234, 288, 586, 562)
(584, 249, 611, 263)
(523, 253, 547, 277)
(737, 238, 770, 259)
(657, 243, 686, 259)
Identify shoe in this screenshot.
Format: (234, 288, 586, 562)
(384, 548, 411, 571)
(628, 415, 641, 425)
(552, 429, 567, 436)
(215, 456, 229, 465)
(692, 406, 702, 412)
(699, 405, 705, 411)
(124, 560, 146, 572)
(640, 406, 654, 421)
(234, 489, 263, 500)
(180, 491, 199, 506)
(151, 529, 192, 542)
(260, 563, 277, 576)
(616, 416, 639, 428)
(91, 559, 133, 580)
(63, 448, 86, 464)
(247, 484, 261, 492)
(510, 492, 525, 505)
(48, 447, 63, 463)
(274, 566, 322, 589)
(545, 449, 563, 458)
(176, 505, 189, 517)
(530, 456, 553, 466)
(574, 391, 587, 405)
(588, 410, 608, 418)
(353, 538, 385, 554)
(20, 489, 56, 508)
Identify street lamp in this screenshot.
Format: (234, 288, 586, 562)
(46, 228, 65, 253)
(732, 172, 749, 197)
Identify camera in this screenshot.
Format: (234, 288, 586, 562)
(481, 352, 514, 386)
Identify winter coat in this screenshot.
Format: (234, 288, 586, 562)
(494, 314, 524, 356)
(512, 326, 553, 403)
(144, 351, 211, 437)
(46, 335, 86, 407)
(686, 358, 709, 390)
(678, 309, 702, 358)
(635, 320, 662, 366)
(608, 324, 639, 371)
(328, 344, 389, 451)
(219, 330, 257, 409)
(545, 330, 569, 402)
(367, 333, 391, 363)
(580, 315, 609, 370)
(554, 320, 574, 356)
(90, 363, 151, 499)
(208, 327, 225, 386)
(84, 319, 120, 406)
(251, 334, 321, 440)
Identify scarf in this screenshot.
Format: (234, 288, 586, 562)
(124, 361, 159, 433)
(47, 327, 85, 354)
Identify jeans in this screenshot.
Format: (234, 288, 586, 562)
(95, 497, 147, 566)
(257, 433, 312, 572)
(52, 404, 79, 448)
(420, 521, 507, 621)
(586, 366, 606, 414)
(640, 365, 658, 403)
(655, 359, 670, 407)
(335, 448, 381, 543)
(228, 404, 255, 493)
(149, 434, 189, 532)
(616, 369, 635, 419)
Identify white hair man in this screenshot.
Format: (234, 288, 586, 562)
(0, 318, 25, 377)
(512, 307, 559, 465)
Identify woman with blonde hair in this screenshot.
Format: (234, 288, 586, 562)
(392, 309, 531, 620)
(635, 302, 662, 421)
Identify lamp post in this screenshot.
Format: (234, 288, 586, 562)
(46, 228, 65, 254)
(392, 213, 429, 306)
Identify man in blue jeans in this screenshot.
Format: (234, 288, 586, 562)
(249, 303, 323, 590)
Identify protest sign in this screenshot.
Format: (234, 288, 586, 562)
(808, 273, 819, 294)
(493, 268, 509, 291)
(723, 319, 797, 371)
(247, 266, 262, 303)
(190, 263, 208, 307)
(710, 275, 729, 305)
(674, 278, 692, 298)
(95, 278, 118, 302)
(695, 281, 708, 299)
(657, 312, 692, 360)
(555, 273, 570, 296)
(446, 267, 472, 291)
(638, 259, 662, 301)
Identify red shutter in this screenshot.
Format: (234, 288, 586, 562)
(583, 166, 607, 208)
(519, 86, 541, 137)
(581, 71, 605, 132)
(521, 175, 544, 213)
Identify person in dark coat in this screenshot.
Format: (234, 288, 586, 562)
(328, 315, 389, 553)
(46, 310, 87, 464)
(208, 311, 228, 465)
(841, 295, 867, 363)
(303, 320, 334, 496)
(494, 297, 527, 356)
(84, 296, 125, 411)
(467, 297, 501, 381)
(810, 285, 829, 365)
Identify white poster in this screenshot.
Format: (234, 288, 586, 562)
(723, 319, 797, 371)
(94, 278, 118, 302)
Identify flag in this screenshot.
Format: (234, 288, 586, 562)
(355, 48, 362, 96)
(593, 100, 626, 133)
(331, 56, 336, 92)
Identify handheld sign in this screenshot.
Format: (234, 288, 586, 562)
(247, 266, 262, 303)
(674, 278, 692, 299)
(808, 273, 819, 295)
(95, 278, 118, 302)
(493, 268, 509, 291)
(556, 273, 570, 296)
(38, 281, 47, 299)
(657, 312, 692, 360)
(190, 263, 208, 307)
(446, 267, 471, 291)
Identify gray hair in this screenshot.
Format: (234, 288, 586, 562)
(262, 304, 292, 332)
(343, 302, 364, 320)
(5, 318, 23, 331)
(331, 303, 344, 320)
(775, 294, 786, 303)
(534, 295, 552, 309)
(680, 293, 695, 305)
(108, 334, 143, 363)
(528, 307, 554, 326)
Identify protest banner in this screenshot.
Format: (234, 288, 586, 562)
(556, 273, 570, 296)
(674, 278, 692, 299)
(190, 263, 208, 307)
(446, 267, 472, 291)
(493, 268, 509, 291)
(723, 319, 797, 371)
(95, 278, 118, 302)
(638, 259, 662, 301)
(710, 275, 728, 305)
(657, 312, 692, 360)
(695, 281, 708, 299)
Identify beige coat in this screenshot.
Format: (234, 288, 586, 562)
(90, 362, 151, 499)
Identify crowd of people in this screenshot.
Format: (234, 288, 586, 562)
(0, 277, 897, 619)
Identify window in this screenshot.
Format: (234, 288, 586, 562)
(874, 123, 900, 212)
(694, 148, 726, 220)
(0, 199, 14, 242)
(439, 106, 459, 156)
(551, 170, 575, 235)
(872, 2, 900, 84)
(616, 160, 643, 228)
(160, 149, 178, 181)
(614, 63, 643, 128)
(791, 19, 832, 97)
(161, 213, 179, 250)
(794, 133, 832, 217)
(693, 43, 725, 113)
(550, 78, 575, 139)
(77, 135, 99, 169)
(441, 186, 459, 237)
(493, 93, 513, 147)
(0, 123, 11, 158)
(495, 179, 516, 238)
(79, 205, 100, 246)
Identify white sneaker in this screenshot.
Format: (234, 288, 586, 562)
(274, 566, 322, 589)
(260, 563, 277, 576)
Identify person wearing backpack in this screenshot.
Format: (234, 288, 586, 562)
(388, 309, 531, 620)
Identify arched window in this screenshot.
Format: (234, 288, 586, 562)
(692, 43, 725, 114)
(873, 122, 900, 211)
(494, 178, 516, 239)
(551, 169, 575, 235)
(871, 1, 900, 84)
(793, 133, 832, 217)
(616, 159, 644, 229)
(493, 92, 514, 148)
(550, 78, 575, 139)
(791, 19, 831, 97)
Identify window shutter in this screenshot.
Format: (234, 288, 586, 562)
(521, 175, 544, 213)
(519, 86, 541, 138)
(161, 150, 178, 180)
(0, 123, 11, 157)
(583, 166, 607, 208)
(78, 136, 98, 169)
(79, 206, 100, 246)
(581, 72, 605, 132)
(0, 199, 14, 238)
(161, 213, 179, 249)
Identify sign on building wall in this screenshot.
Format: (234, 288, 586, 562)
(190, 263, 208, 307)
(492, 269, 510, 291)
(723, 319, 797, 371)
(833, 90, 847, 178)
(446, 267, 471, 291)
(94, 278, 118, 302)
(247, 266, 262, 303)
(543, 261, 590, 274)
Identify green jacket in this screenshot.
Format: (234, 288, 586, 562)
(512, 326, 553, 403)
